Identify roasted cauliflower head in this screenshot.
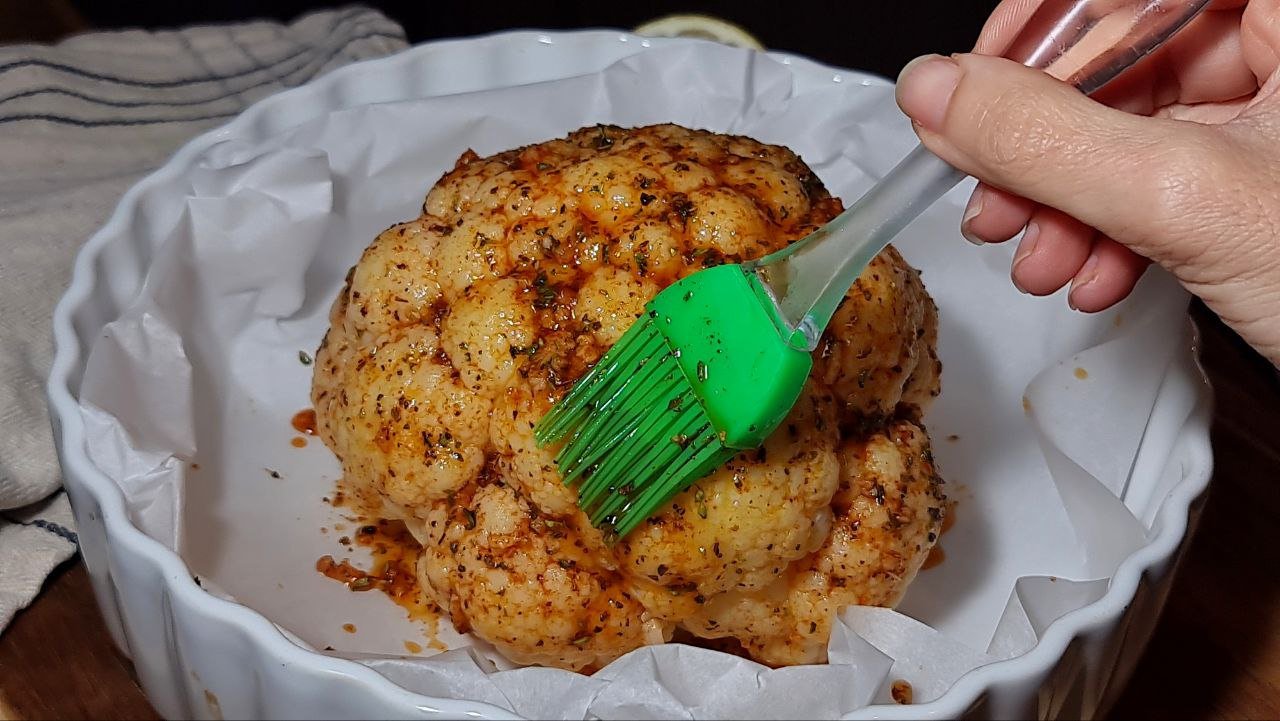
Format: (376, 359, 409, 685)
(313, 124, 944, 671)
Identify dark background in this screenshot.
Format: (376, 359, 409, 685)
(60, 0, 1000, 78)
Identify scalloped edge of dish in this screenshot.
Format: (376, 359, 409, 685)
(47, 28, 1213, 720)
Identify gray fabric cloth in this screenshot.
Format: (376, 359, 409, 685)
(0, 6, 407, 632)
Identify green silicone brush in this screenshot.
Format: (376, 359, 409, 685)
(536, 0, 1210, 540)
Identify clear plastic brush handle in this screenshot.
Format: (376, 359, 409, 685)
(750, 0, 1212, 351)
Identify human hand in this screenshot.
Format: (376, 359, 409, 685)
(896, 0, 1280, 363)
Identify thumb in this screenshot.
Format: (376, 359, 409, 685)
(894, 53, 1237, 268)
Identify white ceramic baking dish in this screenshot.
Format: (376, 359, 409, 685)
(47, 30, 1213, 720)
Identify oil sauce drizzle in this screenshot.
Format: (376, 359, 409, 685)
(291, 408, 317, 435)
(316, 517, 447, 651)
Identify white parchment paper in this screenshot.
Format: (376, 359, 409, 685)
(77, 41, 1198, 718)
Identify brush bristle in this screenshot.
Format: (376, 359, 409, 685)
(535, 315, 732, 539)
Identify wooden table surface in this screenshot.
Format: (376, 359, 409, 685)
(0, 304, 1276, 719)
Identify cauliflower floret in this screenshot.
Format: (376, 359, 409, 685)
(813, 248, 940, 418)
(343, 219, 444, 341)
(421, 483, 670, 671)
(681, 420, 945, 666)
(315, 324, 489, 512)
(439, 278, 537, 394)
(685, 186, 772, 258)
(574, 266, 656, 347)
(433, 218, 513, 299)
(719, 157, 811, 224)
(613, 383, 840, 621)
(490, 388, 579, 517)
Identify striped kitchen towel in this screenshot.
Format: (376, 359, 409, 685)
(0, 6, 407, 633)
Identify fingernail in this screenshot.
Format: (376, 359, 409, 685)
(896, 55, 961, 132)
(1068, 254, 1101, 311)
(1011, 222, 1039, 293)
(961, 186, 985, 245)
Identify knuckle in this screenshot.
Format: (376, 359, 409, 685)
(1141, 129, 1232, 227)
(965, 84, 1066, 176)
(1134, 125, 1278, 272)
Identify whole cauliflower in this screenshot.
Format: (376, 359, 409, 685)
(313, 124, 945, 671)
